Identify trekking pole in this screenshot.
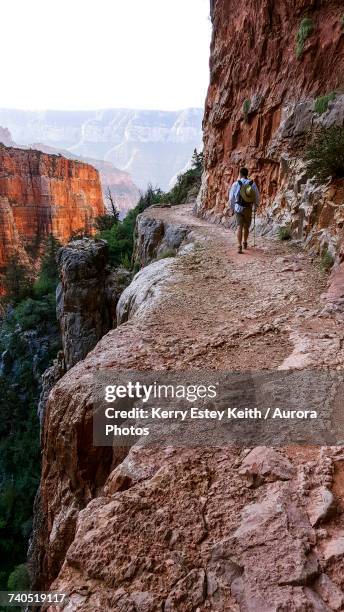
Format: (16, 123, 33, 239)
(253, 208, 256, 247)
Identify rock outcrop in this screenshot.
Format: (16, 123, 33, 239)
(198, 0, 344, 259)
(30, 238, 131, 587)
(0, 145, 105, 268)
(31, 143, 140, 217)
(133, 212, 190, 266)
(30, 204, 344, 609)
(56, 238, 130, 370)
(28, 3, 344, 608)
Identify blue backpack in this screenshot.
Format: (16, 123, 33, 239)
(235, 179, 255, 214)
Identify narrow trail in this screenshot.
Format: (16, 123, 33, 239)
(46, 203, 344, 610)
(126, 203, 343, 372)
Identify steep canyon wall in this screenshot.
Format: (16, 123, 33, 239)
(0, 146, 105, 268)
(199, 0, 344, 257)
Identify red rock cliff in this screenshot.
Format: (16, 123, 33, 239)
(199, 0, 344, 255)
(0, 145, 105, 268)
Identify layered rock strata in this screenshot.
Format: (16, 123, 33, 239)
(198, 0, 344, 260)
(31, 204, 344, 609)
(0, 145, 105, 268)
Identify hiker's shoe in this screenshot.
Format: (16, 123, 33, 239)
(238, 245, 243, 254)
(243, 242, 248, 250)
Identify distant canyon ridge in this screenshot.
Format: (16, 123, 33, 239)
(0, 144, 105, 269)
(0, 108, 203, 212)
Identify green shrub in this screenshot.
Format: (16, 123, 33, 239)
(132, 261, 140, 275)
(96, 150, 203, 267)
(243, 99, 251, 121)
(120, 253, 131, 269)
(278, 226, 292, 241)
(314, 92, 336, 115)
(161, 149, 203, 205)
(96, 185, 163, 267)
(341, 14, 344, 29)
(7, 564, 30, 590)
(296, 18, 314, 58)
(2, 257, 32, 305)
(305, 126, 344, 182)
(12, 296, 56, 331)
(33, 235, 61, 298)
(321, 249, 334, 273)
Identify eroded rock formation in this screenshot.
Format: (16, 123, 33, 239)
(28, 3, 344, 609)
(31, 204, 344, 610)
(56, 238, 130, 370)
(0, 145, 105, 268)
(30, 143, 140, 217)
(198, 0, 344, 259)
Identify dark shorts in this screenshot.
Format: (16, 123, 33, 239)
(236, 207, 252, 230)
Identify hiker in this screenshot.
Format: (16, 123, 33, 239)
(229, 167, 260, 254)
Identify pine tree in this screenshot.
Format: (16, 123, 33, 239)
(33, 235, 61, 296)
(106, 188, 120, 220)
(3, 256, 31, 304)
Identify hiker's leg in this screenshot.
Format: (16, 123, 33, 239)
(243, 210, 252, 248)
(237, 225, 243, 246)
(235, 214, 244, 253)
(243, 225, 249, 244)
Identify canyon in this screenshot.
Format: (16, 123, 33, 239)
(198, 0, 344, 261)
(30, 143, 140, 218)
(0, 145, 105, 268)
(32, 204, 344, 610)
(20, 0, 344, 610)
(0, 130, 140, 219)
(0, 108, 203, 192)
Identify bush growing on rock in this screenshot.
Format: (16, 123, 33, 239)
(7, 564, 30, 590)
(94, 213, 119, 232)
(161, 149, 203, 205)
(296, 18, 314, 58)
(305, 126, 344, 182)
(314, 92, 336, 115)
(321, 249, 334, 273)
(243, 98, 251, 121)
(278, 226, 292, 241)
(96, 184, 163, 267)
(96, 151, 203, 267)
(157, 248, 177, 260)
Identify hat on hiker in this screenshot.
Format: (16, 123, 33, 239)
(239, 181, 256, 203)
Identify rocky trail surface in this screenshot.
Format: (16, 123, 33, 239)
(121, 204, 344, 372)
(38, 204, 344, 611)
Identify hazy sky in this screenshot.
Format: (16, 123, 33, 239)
(1, 0, 211, 111)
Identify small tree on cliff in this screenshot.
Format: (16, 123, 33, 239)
(305, 126, 344, 183)
(93, 188, 121, 231)
(33, 234, 61, 297)
(191, 148, 204, 176)
(106, 188, 120, 220)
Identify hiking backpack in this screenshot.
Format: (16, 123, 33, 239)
(235, 179, 255, 214)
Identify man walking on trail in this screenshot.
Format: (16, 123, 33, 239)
(229, 167, 260, 254)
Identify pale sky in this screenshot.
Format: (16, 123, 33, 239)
(1, 0, 211, 111)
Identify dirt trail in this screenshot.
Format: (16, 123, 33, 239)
(46, 203, 344, 610)
(135, 203, 344, 372)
